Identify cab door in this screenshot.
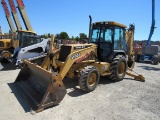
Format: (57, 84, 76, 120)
(114, 27, 127, 52)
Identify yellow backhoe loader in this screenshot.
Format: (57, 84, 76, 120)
(14, 16, 145, 112)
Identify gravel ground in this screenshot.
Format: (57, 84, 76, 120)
(0, 62, 160, 120)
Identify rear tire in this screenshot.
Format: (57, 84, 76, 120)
(153, 55, 159, 65)
(1, 50, 12, 58)
(109, 55, 127, 81)
(78, 66, 100, 92)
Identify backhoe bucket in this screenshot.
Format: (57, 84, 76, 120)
(14, 60, 67, 112)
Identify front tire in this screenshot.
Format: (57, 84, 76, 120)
(109, 55, 127, 81)
(1, 50, 12, 58)
(78, 66, 100, 92)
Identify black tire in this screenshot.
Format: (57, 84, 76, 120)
(109, 55, 127, 81)
(1, 50, 12, 58)
(78, 66, 100, 92)
(152, 55, 159, 65)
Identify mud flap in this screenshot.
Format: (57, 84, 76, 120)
(15, 60, 67, 112)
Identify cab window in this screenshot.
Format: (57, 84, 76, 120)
(100, 27, 113, 43)
(91, 28, 100, 42)
(114, 27, 126, 51)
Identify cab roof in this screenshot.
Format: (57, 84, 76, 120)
(0, 39, 11, 42)
(93, 21, 127, 28)
(16, 30, 36, 34)
(24, 35, 41, 38)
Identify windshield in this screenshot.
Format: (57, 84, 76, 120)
(91, 27, 113, 43)
(114, 27, 126, 50)
(23, 36, 42, 47)
(17, 32, 36, 47)
(91, 28, 100, 42)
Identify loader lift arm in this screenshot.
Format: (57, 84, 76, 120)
(1, 0, 16, 32)
(8, 0, 22, 31)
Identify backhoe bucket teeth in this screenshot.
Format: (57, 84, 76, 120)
(15, 60, 67, 112)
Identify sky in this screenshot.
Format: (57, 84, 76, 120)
(0, 0, 160, 41)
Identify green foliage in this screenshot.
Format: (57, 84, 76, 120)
(55, 33, 60, 39)
(48, 33, 51, 38)
(71, 36, 75, 40)
(75, 36, 80, 41)
(79, 33, 87, 39)
(41, 33, 51, 38)
(60, 32, 69, 39)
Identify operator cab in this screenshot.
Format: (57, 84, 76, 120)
(17, 30, 36, 47)
(90, 21, 127, 62)
(0, 34, 10, 39)
(22, 35, 42, 47)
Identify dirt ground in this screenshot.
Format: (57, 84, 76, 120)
(0, 62, 160, 120)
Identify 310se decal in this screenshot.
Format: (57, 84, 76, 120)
(71, 53, 81, 60)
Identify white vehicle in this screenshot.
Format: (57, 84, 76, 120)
(13, 35, 50, 67)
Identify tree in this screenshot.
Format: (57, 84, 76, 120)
(41, 33, 51, 38)
(60, 32, 69, 39)
(45, 33, 48, 38)
(75, 36, 80, 41)
(55, 33, 60, 39)
(41, 34, 47, 39)
(48, 33, 51, 38)
(71, 36, 75, 40)
(79, 33, 87, 39)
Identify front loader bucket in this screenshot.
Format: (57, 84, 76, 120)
(15, 60, 67, 112)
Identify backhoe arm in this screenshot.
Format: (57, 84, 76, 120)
(126, 68, 145, 82)
(125, 24, 135, 57)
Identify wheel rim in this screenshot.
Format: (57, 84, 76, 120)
(2, 52, 11, 58)
(88, 73, 96, 86)
(118, 62, 125, 76)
